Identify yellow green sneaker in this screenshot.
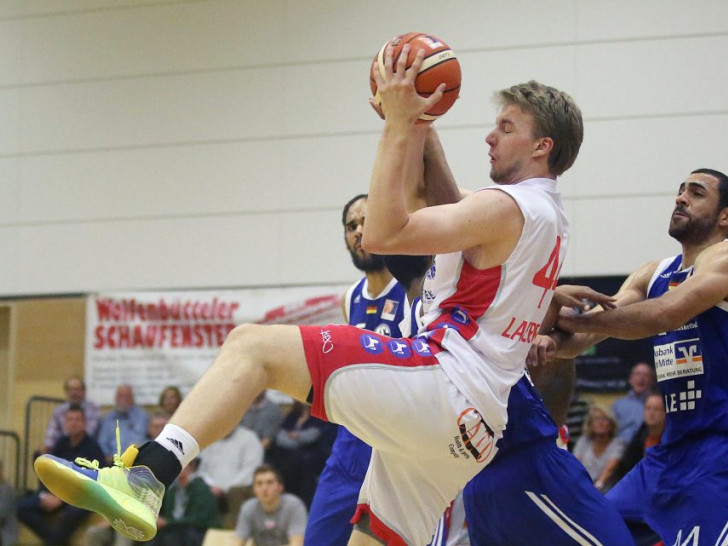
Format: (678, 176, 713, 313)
(34, 444, 164, 541)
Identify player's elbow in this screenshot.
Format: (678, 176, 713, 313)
(361, 233, 388, 254)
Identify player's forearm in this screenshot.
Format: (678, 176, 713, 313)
(559, 298, 679, 340)
(364, 123, 425, 253)
(423, 126, 460, 206)
(553, 330, 607, 359)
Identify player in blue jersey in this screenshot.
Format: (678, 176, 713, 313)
(534, 168, 728, 545)
(304, 194, 409, 546)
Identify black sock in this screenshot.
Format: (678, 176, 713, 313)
(134, 441, 182, 488)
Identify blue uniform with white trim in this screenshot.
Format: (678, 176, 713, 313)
(607, 254, 728, 545)
(304, 277, 407, 546)
(464, 372, 634, 546)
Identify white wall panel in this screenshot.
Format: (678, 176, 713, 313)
(12, 134, 386, 223)
(563, 196, 682, 277)
(0, 158, 20, 224)
(569, 114, 728, 199)
(1, 1, 286, 86)
(576, 0, 728, 40)
(1, 0, 727, 296)
(576, 36, 728, 118)
(3, 209, 359, 296)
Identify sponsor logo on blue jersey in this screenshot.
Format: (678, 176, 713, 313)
(374, 323, 392, 336)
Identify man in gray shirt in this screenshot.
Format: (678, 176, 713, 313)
(234, 465, 306, 546)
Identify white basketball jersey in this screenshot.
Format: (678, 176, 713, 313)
(420, 178, 569, 430)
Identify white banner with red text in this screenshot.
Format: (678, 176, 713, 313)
(85, 285, 349, 405)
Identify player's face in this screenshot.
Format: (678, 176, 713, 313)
(669, 173, 723, 245)
(485, 104, 541, 185)
(344, 198, 385, 272)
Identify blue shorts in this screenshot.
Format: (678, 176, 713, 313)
(305, 427, 371, 546)
(464, 440, 634, 546)
(607, 434, 728, 545)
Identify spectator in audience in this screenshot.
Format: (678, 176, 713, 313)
(198, 426, 264, 529)
(612, 362, 656, 442)
(573, 405, 626, 492)
(0, 459, 18, 546)
(267, 402, 336, 508)
(20, 405, 105, 544)
(42, 376, 101, 452)
(564, 387, 591, 451)
(148, 411, 170, 441)
(234, 465, 306, 546)
(240, 390, 283, 456)
(158, 386, 183, 418)
(96, 384, 149, 464)
(149, 458, 221, 546)
(613, 391, 666, 485)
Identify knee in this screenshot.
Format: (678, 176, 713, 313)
(224, 323, 265, 355)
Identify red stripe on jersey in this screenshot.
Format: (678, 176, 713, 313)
(426, 262, 502, 341)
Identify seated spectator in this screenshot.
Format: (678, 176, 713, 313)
(573, 405, 625, 492)
(267, 402, 336, 507)
(159, 386, 183, 418)
(612, 391, 666, 485)
(241, 390, 283, 456)
(198, 426, 264, 529)
(0, 459, 19, 546)
(86, 411, 170, 546)
(148, 410, 170, 440)
(96, 384, 148, 463)
(234, 465, 306, 546)
(612, 362, 656, 442)
(42, 376, 101, 453)
(19, 405, 105, 545)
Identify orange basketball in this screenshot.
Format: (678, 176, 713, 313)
(370, 32, 461, 122)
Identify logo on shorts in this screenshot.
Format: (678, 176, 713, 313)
(361, 334, 384, 354)
(412, 337, 432, 356)
(451, 307, 470, 325)
(457, 408, 496, 463)
(387, 339, 412, 358)
(319, 329, 334, 354)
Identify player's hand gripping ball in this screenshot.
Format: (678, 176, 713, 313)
(370, 32, 461, 122)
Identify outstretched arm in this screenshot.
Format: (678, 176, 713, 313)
(528, 262, 657, 365)
(559, 242, 728, 339)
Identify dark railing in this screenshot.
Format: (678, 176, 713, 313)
(23, 396, 64, 492)
(0, 429, 20, 491)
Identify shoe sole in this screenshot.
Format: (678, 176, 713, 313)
(34, 457, 157, 541)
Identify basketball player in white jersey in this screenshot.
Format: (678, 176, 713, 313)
(35, 45, 618, 545)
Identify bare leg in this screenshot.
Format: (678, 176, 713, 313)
(170, 323, 312, 449)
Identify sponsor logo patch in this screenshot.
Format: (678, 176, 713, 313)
(457, 408, 495, 463)
(381, 299, 399, 321)
(387, 339, 412, 358)
(412, 337, 432, 356)
(360, 334, 384, 354)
